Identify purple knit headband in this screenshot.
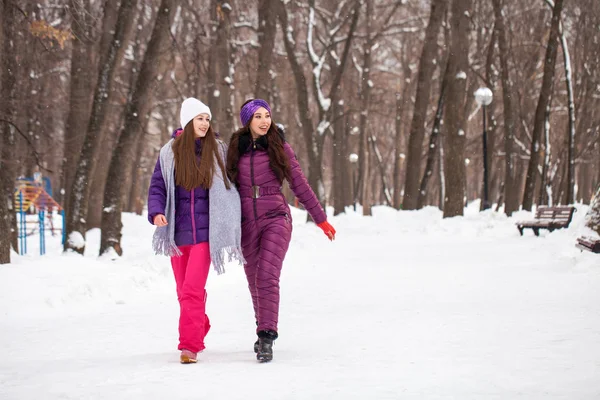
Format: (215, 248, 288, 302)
(240, 99, 271, 127)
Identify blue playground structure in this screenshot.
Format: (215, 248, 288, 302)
(14, 175, 65, 255)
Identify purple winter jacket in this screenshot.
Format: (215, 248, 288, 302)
(147, 130, 209, 246)
(236, 137, 326, 225)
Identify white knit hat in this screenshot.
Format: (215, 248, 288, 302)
(179, 97, 212, 129)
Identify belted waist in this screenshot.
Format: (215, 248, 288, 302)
(238, 185, 282, 199)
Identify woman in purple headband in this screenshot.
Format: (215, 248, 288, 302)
(226, 98, 336, 362)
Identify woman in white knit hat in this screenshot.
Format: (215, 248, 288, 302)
(147, 98, 245, 364)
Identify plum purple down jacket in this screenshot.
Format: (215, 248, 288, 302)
(236, 139, 326, 225)
(147, 130, 209, 246)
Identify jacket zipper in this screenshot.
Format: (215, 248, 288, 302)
(190, 187, 197, 243)
(250, 141, 258, 220)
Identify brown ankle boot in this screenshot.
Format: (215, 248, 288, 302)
(180, 349, 197, 364)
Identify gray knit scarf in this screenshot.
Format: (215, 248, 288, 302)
(151, 138, 245, 274)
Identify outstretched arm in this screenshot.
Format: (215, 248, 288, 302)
(284, 143, 327, 224)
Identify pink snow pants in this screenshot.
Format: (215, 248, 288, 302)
(170, 242, 211, 353)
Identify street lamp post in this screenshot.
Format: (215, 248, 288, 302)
(474, 87, 493, 210)
(349, 153, 359, 211)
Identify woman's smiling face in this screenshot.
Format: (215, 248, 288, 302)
(249, 107, 271, 138)
(192, 114, 210, 137)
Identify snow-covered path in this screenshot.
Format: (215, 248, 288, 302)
(1, 206, 599, 399)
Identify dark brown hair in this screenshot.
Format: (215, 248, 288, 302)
(172, 122, 230, 191)
(227, 101, 291, 185)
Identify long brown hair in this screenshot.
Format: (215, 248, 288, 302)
(172, 122, 230, 191)
(227, 123, 292, 185)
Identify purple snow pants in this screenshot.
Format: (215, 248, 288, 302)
(242, 214, 293, 334)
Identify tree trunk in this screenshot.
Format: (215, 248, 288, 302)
(0, 0, 3, 85)
(392, 61, 412, 210)
(275, 1, 323, 202)
(442, 0, 473, 218)
(87, 113, 122, 230)
(332, 98, 349, 215)
(522, 0, 564, 211)
(369, 134, 392, 206)
(544, 0, 575, 204)
(402, 0, 446, 210)
(0, 0, 14, 264)
(205, 0, 218, 102)
(330, 2, 360, 216)
(438, 120, 446, 210)
(418, 59, 450, 209)
(0, 151, 10, 263)
(126, 131, 147, 214)
(254, 0, 278, 100)
(561, 14, 576, 205)
(357, 0, 373, 216)
(60, 0, 97, 213)
(65, 0, 138, 254)
(392, 89, 405, 210)
(207, 1, 234, 139)
(100, 0, 177, 256)
(492, 0, 519, 216)
(0, 0, 20, 262)
(98, 0, 122, 67)
(0, 0, 5, 264)
(61, 0, 119, 215)
(85, 0, 129, 231)
(539, 96, 553, 205)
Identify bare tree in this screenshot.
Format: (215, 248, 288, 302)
(275, 0, 322, 201)
(418, 59, 450, 209)
(254, 0, 278, 100)
(492, 0, 519, 215)
(207, 1, 234, 139)
(369, 134, 393, 206)
(544, 0, 576, 204)
(329, 1, 361, 215)
(303, 0, 361, 214)
(402, 0, 446, 210)
(60, 0, 97, 213)
(100, 0, 178, 256)
(522, 0, 564, 210)
(539, 94, 553, 205)
(357, 0, 403, 215)
(275, 0, 361, 210)
(357, 0, 375, 215)
(442, 0, 473, 218)
(392, 46, 413, 210)
(64, 0, 138, 254)
(0, 0, 17, 264)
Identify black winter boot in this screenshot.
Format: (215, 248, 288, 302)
(256, 330, 278, 362)
(253, 321, 259, 353)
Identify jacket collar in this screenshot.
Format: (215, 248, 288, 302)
(239, 133, 268, 154)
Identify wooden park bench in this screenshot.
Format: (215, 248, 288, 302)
(575, 236, 600, 254)
(516, 206, 576, 236)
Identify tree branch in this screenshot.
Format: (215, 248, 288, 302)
(0, 119, 53, 173)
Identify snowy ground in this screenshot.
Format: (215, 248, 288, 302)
(1, 203, 599, 400)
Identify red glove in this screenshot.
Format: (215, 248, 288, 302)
(317, 221, 336, 241)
